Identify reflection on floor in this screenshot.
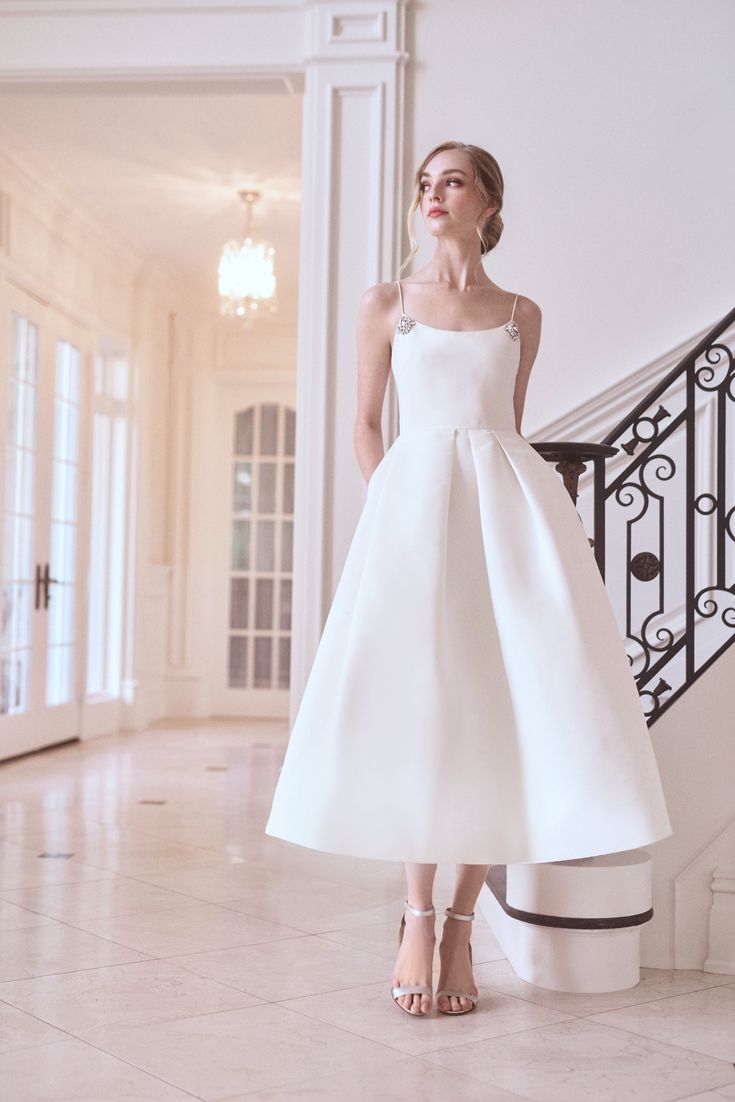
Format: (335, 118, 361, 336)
(0, 719, 733, 1101)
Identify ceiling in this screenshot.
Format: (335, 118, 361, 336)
(0, 79, 303, 317)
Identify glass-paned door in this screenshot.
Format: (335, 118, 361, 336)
(212, 389, 295, 716)
(0, 288, 91, 760)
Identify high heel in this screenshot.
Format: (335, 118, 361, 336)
(390, 899, 435, 1016)
(436, 906, 479, 1014)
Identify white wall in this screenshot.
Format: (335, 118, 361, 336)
(409, 0, 734, 436)
(410, 1, 735, 970)
(642, 644, 735, 969)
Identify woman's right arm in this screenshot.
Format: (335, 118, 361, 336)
(353, 283, 394, 486)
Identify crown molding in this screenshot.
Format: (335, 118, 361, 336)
(0, 65, 308, 85)
(0, 1, 406, 79)
(0, 1, 309, 13)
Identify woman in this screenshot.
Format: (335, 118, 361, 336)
(265, 141, 672, 1019)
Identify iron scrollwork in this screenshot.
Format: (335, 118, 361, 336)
(597, 307, 735, 724)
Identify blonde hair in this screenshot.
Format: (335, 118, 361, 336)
(397, 141, 505, 277)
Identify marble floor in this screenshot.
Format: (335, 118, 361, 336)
(0, 719, 733, 1101)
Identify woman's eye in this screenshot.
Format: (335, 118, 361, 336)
(420, 179, 461, 192)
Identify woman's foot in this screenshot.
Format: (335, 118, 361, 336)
(436, 909, 478, 1013)
(390, 903, 436, 1015)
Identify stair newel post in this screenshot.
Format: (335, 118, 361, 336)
(531, 440, 619, 577)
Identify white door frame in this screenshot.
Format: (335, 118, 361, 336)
(0, 0, 408, 722)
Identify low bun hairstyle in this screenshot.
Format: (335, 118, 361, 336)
(397, 141, 504, 277)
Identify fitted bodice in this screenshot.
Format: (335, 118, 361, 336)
(391, 319, 521, 433)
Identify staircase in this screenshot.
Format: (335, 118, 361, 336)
(481, 856, 653, 993)
(479, 307, 735, 989)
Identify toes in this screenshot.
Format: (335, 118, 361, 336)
(436, 991, 475, 1012)
(402, 993, 431, 1014)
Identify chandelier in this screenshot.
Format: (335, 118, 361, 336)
(218, 189, 277, 324)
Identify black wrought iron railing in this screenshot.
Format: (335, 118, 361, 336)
(535, 306, 735, 726)
(598, 306, 735, 723)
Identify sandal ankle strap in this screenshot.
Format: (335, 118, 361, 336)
(405, 899, 435, 916)
(444, 906, 475, 921)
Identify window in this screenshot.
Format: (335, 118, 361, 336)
(228, 402, 295, 690)
(86, 346, 130, 698)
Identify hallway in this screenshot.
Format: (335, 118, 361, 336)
(0, 721, 734, 1100)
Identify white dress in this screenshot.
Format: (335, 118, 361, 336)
(264, 281, 673, 865)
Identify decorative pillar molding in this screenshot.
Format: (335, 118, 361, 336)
(291, 0, 407, 714)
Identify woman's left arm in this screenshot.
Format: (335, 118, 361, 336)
(513, 296, 542, 437)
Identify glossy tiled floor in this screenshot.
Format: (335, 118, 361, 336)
(0, 719, 733, 1101)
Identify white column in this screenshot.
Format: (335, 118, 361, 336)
(290, 1, 407, 715)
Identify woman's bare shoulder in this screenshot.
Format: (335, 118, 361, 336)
(358, 280, 400, 314)
(514, 292, 542, 323)
(356, 282, 401, 342)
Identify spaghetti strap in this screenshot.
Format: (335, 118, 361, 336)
(396, 279, 405, 314)
(510, 293, 518, 322)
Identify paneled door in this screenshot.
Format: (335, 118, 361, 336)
(210, 382, 296, 717)
(0, 285, 91, 760)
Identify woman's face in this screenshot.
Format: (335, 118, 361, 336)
(419, 149, 495, 244)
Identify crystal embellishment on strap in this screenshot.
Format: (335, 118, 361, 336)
(396, 313, 416, 335)
(504, 319, 520, 341)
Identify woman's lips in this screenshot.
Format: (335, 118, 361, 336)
(429, 210, 447, 217)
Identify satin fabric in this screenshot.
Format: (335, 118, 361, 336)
(264, 318, 673, 864)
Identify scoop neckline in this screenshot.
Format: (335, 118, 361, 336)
(403, 319, 511, 335)
(411, 317, 509, 335)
